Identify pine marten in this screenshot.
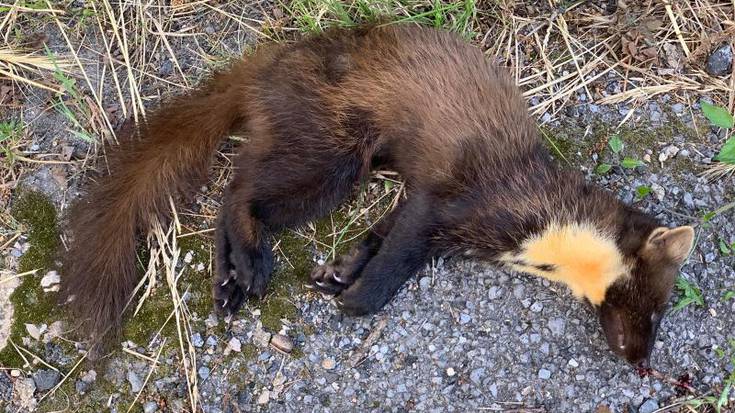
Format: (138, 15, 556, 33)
(60, 24, 694, 366)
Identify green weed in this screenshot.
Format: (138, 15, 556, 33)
(45, 46, 93, 142)
(0, 120, 23, 165)
(673, 276, 704, 311)
(595, 134, 645, 175)
(286, 0, 477, 38)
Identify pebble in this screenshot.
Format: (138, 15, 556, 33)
(143, 401, 159, 413)
(82, 370, 97, 383)
(270, 334, 293, 354)
(530, 301, 543, 313)
(32, 369, 60, 392)
(198, 367, 210, 380)
(228, 337, 242, 352)
(257, 389, 270, 405)
(650, 183, 665, 201)
(548, 318, 566, 336)
(513, 285, 525, 300)
(706, 44, 733, 76)
(683, 192, 694, 208)
(419, 277, 431, 291)
(671, 103, 684, 113)
(192, 333, 204, 348)
(204, 314, 219, 329)
(658, 145, 679, 163)
(75, 379, 90, 394)
(470, 368, 485, 385)
(321, 358, 336, 370)
(487, 286, 502, 300)
(25, 323, 43, 340)
(538, 369, 552, 380)
(40, 271, 60, 290)
(446, 367, 456, 377)
(639, 398, 659, 413)
(12, 378, 36, 410)
(568, 359, 580, 368)
(127, 371, 143, 394)
(459, 313, 471, 324)
(253, 328, 272, 348)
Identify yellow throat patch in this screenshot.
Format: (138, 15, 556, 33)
(500, 222, 628, 305)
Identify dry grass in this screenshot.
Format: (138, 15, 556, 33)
(479, 1, 734, 118)
(1, 0, 734, 411)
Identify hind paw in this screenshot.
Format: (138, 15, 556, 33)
(213, 219, 273, 316)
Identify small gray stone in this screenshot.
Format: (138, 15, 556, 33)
(671, 103, 684, 113)
(538, 369, 552, 380)
(487, 286, 502, 300)
(191, 333, 204, 348)
(33, 370, 60, 392)
(548, 318, 566, 336)
(513, 285, 525, 300)
(419, 277, 431, 291)
(489, 383, 498, 398)
(470, 368, 485, 385)
(706, 44, 733, 76)
(639, 398, 659, 413)
(75, 377, 92, 394)
(143, 401, 159, 413)
(459, 313, 471, 324)
(530, 301, 543, 313)
(253, 328, 272, 348)
(12, 378, 36, 410)
(205, 314, 219, 328)
(198, 367, 210, 380)
(127, 371, 143, 394)
(683, 192, 694, 208)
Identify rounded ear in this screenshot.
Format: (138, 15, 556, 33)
(644, 226, 695, 264)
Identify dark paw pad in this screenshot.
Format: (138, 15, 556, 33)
(308, 263, 355, 295)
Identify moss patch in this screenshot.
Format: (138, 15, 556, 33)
(123, 234, 214, 346)
(255, 203, 377, 332)
(0, 190, 60, 367)
(178, 234, 215, 318)
(541, 115, 701, 179)
(256, 230, 313, 332)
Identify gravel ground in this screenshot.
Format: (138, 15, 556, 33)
(1, 2, 734, 412)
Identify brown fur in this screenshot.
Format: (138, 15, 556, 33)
(60, 24, 693, 365)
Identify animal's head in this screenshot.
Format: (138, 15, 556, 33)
(599, 225, 694, 367)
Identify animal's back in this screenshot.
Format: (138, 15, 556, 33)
(243, 25, 541, 183)
(340, 25, 541, 180)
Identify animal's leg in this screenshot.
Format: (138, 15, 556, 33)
(309, 202, 403, 295)
(213, 151, 368, 315)
(335, 192, 435, 315)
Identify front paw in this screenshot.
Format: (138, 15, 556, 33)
(336, 286, 386, 316)
(308, 264, 351, 295)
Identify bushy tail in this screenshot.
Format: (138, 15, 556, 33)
(61, 66, 247, 344)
